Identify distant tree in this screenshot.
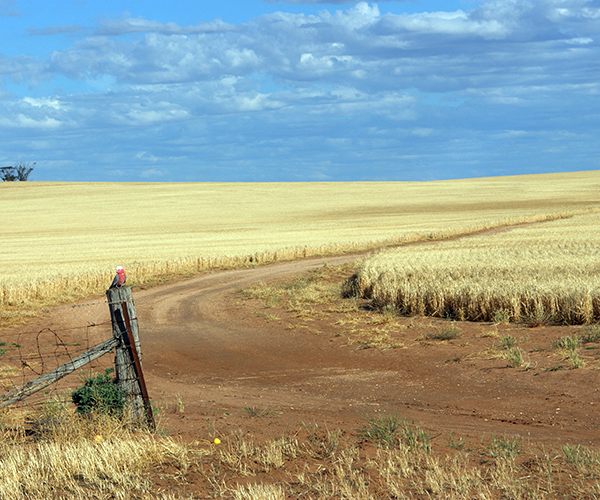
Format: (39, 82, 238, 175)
(0, 162, 35, 181)
(0, 167, 16, 181)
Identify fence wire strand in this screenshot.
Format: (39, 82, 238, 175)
(1, 299, 110, 317)
(1, 319, 117, 408)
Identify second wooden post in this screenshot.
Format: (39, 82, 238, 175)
(106, 286, 154, 429)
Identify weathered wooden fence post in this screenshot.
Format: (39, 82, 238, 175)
(106, 286, 154, 429)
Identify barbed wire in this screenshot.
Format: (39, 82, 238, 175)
(0, 298, 114, 318)
(2, 357, 140, 411)
(1, 319, 117, 407)
(1, 321, 112, 339)
(1, 286, 149, 414)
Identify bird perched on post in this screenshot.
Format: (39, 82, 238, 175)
(110, 266, 126, 288)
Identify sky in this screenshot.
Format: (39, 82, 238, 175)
(0, 0, 599, 182)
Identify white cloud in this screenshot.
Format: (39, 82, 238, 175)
(13, 0, 594, 97)
(135, 151, 159, 162)
(379, 9, 511, 40)
(411, 128, 434, 137)
(0, 114, 61, 129)
(125, 107, 189, 126)
(492, 130, 530, 139)
(331, 2, 381, 30)
(298, 52, 353, 75)
(564, 36, 593, 44)
(139, 168, 167, 178)
(22, 97, 63, 110)
(95, 16, 237, 36)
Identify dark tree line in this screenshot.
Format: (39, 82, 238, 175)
(0, 162, 35, 181)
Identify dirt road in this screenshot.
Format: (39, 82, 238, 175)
(5, 251, 600, 451)
(136, 256, 600, 449)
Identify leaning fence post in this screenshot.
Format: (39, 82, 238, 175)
(106, 286, 154, 429)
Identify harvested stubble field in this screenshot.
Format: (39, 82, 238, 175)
(2, 171, 600, 499)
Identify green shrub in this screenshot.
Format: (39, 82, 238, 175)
(493, 309, 511, 324)
(488, 433, 523, 459)
(425, 324, 460, 341)
(580, 325, 600, 344)
(71, 368, 125, 417)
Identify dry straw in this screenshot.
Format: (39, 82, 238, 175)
(0, 407, 198, 500)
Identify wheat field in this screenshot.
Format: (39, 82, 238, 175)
(1, 171, 599, 320)
(345, 209, 600, 324)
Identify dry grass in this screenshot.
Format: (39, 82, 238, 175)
(0, 403, 201, 500)
(239, 264, 348, 310)
(239, 262, 407, 350)
(2, 172, 599, 324)
(220, 421, 600, 499)
(241, 261, 600, 373)
(1, 402, 600, 498)
(345, 210, 600, 325)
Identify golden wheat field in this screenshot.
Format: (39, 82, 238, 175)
(1, 171, 599, 320)
(346, 209, 600, 324)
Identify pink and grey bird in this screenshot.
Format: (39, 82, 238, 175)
(110, 266, 126, 288)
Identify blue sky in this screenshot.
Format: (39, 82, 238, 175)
(1, 0, 599, 182)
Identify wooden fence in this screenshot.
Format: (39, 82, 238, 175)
(0, 286, 154, 429)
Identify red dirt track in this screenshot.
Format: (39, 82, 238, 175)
(10, 251, 600, 453)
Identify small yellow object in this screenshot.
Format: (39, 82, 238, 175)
(94, 435, 103, 443)
(213, 438, 221, 445)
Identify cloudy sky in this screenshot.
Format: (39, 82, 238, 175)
(1, 0, 598, 182)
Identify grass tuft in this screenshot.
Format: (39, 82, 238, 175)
(488, 433, 523, 459)
(563, 444, 600, 472)
(552, 334, 586, 369)
(498, 334, 518, 349)
(424, 323, 460, 341)
(243, 405, 280, 418)
(358, 413, 431, 452)
(552, 335, 581, 351)
(580, 325, 600, 344)
(505, 347, 525, 368)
